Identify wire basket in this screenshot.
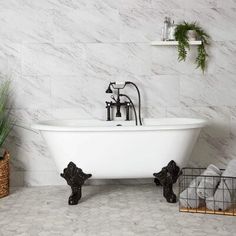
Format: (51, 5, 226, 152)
(179, 167, 236, 216)
(0, 151, 10, 198)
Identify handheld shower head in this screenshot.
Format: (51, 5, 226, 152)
(106, 81, 126, 93)
(105, 84, 113, 93)
(113, 81, 126, 89)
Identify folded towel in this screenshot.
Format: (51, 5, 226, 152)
(206, 160, 236, 211)
(197, 164, 221, 199)
(179, 176, 202, 208)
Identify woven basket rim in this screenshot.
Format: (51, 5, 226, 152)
(0, 151, 10, 162)
(0, 150, 9, 198)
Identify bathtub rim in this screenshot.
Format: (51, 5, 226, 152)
(32, 118, 208, 132)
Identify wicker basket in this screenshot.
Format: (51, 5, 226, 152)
(179, 167, 236, 216)
(0, 151, 10, 198)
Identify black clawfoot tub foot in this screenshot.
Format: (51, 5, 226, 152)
(154, 178, 160, 186)
(153, 160, 181, 203)
(61, 162, 92, 205)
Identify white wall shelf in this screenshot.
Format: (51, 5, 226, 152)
(150, 41, 202, 46)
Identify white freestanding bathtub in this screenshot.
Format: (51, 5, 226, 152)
(32, 118, 207, 179)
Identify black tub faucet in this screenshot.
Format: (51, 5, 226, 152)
(105, 81, 142, 126)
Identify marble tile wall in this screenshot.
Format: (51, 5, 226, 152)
(1, 0, 235, 186)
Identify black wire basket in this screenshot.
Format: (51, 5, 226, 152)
(179, 167, 236, 216)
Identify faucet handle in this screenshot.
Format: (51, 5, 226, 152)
(111, 95, 117, 103)
(105, 101, 111, 107)
(125, 101, 131, 107)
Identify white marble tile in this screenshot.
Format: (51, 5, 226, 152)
(86, 43, 151, 77)
(85, 43, 128, 76)
(0, 8, 54, 43)
(119, 8, 159, 42)
(0, 42, 21, 76)
(5, 109, 53, 174)
(185, 8, 236, 41)
(208, 41, 236, 75)
(119, 8, 184, 42)
(151, 45, 203, 75)
(140, 75, 180, 108)
(21, 0, 120, 11)
(86, 0, 120, 10)
(189, 137, 232, 168)
(51, 76, 87, 108)
(6, 126, 56, 172)
(14, 75, 51, 109)
(142, 106, 166, 118)
(151, 0, 186, 9)
(51, 0, 119, 11)
(119, 0, 152, 9)
(53, 7, 119, 43)
(51, 108, 97, 120)
(125, 43, 151, 76)
(51, 75, 104, 111)
(0, 0, 57, 11)
(217, 0, 236, 8)
(21, 43, 86, 76)
(11, 109, 52, 127)
(180, 75, 212, 106)
(180, 74, 236, 106)
(166, 106, 231, 139)
(183, 0, 217, 9)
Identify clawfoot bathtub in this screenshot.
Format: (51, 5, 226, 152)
(32, 118, 207, 204)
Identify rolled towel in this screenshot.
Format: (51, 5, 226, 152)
(197, 164, 221, 199)
(179, 176, 202, 208)
(206, 160, 236, 211)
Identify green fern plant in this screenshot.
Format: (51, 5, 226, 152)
(0, 79, 14, 160)
(174, 22, 210, 72)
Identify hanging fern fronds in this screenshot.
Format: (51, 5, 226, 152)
(195, 44, 208, 72)
(174, 21, 210, 72)
(175, 22, 190, 61)
(177, 41, 188, 61)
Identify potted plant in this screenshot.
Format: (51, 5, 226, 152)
(0, 80, 13, 198)
(174, 21, 210, 72)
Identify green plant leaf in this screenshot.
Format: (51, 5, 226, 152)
(0, 79, 14, 149)
(174, 21, 210, 72)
